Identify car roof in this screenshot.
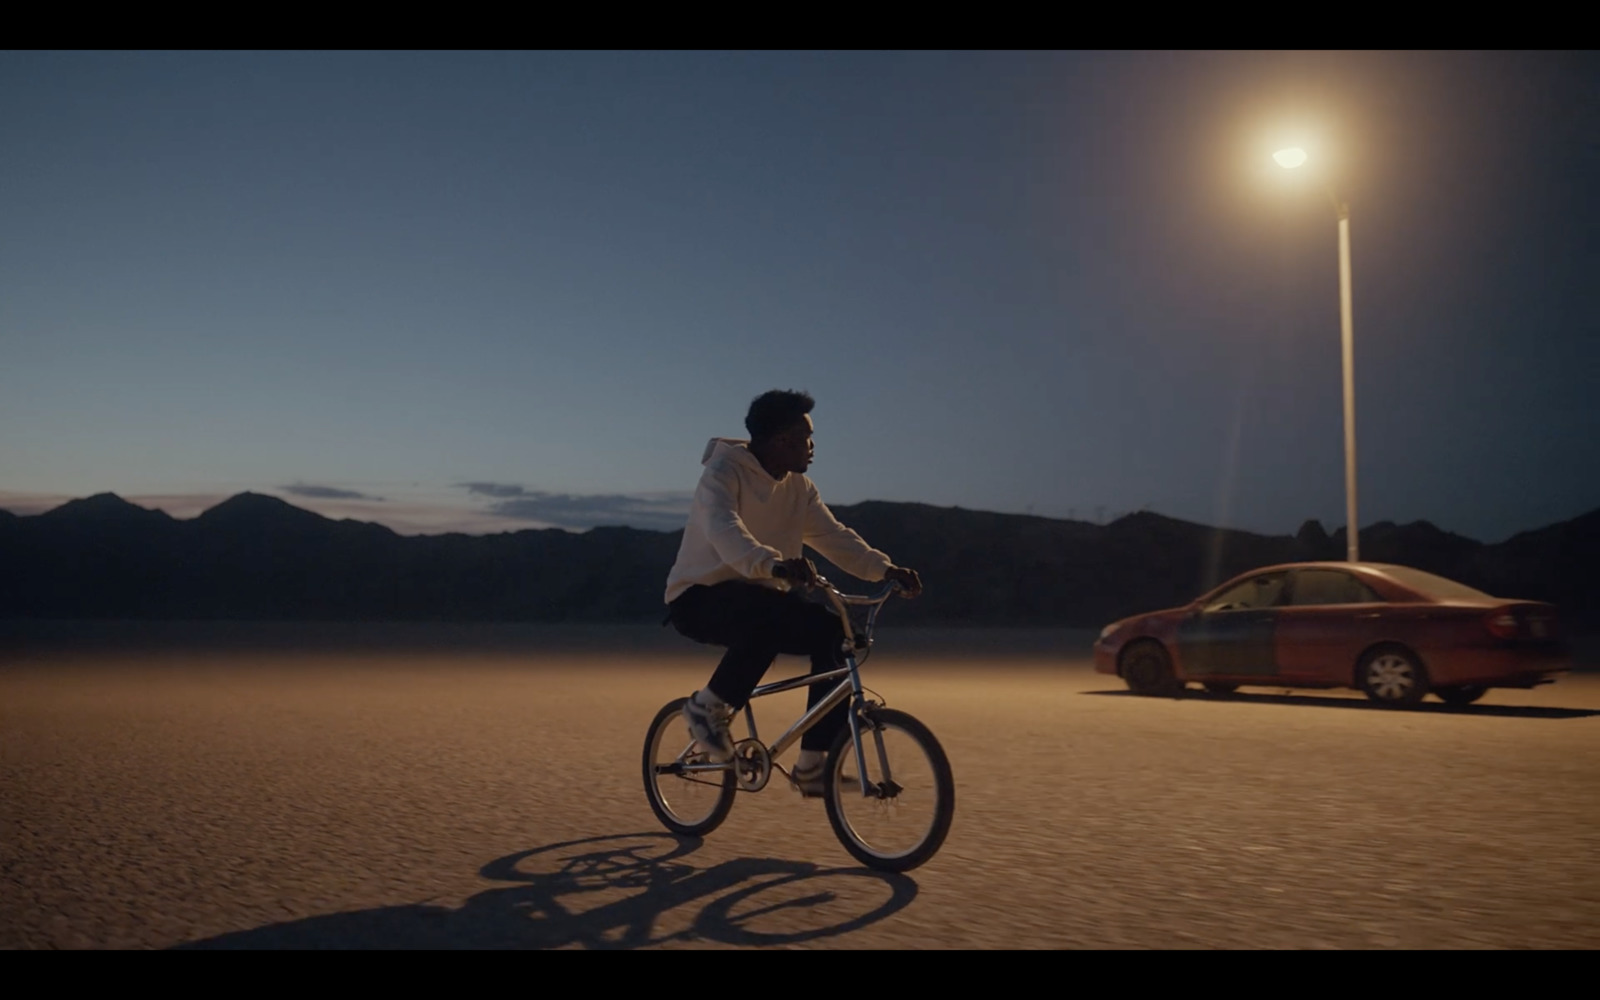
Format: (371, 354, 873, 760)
(1205, 561, 1427, 594)
(1222, 561, 1397, 576)
(1208, 561, 1499, 600)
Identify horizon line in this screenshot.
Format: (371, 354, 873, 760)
(1, 488, 1591, 546)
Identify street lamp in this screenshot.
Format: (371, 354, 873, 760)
(1275, 147, 1359, 562)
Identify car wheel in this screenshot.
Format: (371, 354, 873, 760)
(1202, 682, 1239, 695)
(1357, 645, 1429, 707)
(1121, 641, 1183, 698)
(1435, 684, 1488, 706)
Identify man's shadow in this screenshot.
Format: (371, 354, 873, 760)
(174, 833, 918, 949)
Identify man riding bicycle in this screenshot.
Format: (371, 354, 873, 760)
(663, 389, 922, 797)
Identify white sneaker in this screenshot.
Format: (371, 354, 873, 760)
(790, 760, 829, 798)
(682, 692, 734, 763)
(790, 759, 860, 799)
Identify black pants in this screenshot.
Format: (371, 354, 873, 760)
(667, 581, 848, 752)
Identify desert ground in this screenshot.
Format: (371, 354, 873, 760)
(3, 623, 1596, 949)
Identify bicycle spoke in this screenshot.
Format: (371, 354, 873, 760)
(643, 698, 736, 835)
(825, 709, 953, 872)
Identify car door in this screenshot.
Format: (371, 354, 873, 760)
(1273, 568, 1387, 684)
(1174, 570, 1288, 680)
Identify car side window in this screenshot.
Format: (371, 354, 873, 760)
(1203, 572, 1288, 611)
(1289, 569, 1384, 606)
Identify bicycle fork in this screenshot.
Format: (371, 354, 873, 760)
(842, 654, 896, 800)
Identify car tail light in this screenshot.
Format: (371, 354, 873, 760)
(1526, 609, 1558, 640)
(1485, 610, 1520, 639)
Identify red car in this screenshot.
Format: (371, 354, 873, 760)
(1093, 562, 1570, 706)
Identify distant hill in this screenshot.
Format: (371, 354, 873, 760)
(1, 492, 1596, 628)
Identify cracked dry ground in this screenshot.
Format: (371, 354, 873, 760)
(4, 644, 1596, 949)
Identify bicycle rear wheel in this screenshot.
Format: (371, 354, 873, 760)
(824, 706, 954, 872)
(642, 697, 736, 837)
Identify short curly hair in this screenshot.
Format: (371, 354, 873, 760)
(745, 389, 814, 445)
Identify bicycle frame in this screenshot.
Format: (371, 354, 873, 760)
(675, 576, 901, 799)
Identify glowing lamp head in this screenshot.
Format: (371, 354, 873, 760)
(1274, 147, 1309, 169)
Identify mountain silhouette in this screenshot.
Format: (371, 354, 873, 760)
(36, 491, 177, 525)
(196, 490, 357, 531)
(0, 494, 1595, 628)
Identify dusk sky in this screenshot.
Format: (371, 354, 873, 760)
(3, 51, 1595, 543)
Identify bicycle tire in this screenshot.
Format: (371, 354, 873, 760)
(642, 697, 737, 837)
(823, 706, 954, 872)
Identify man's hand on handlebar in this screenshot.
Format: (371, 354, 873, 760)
(885, 565, 923, 598)
(772, 557, 819, 587)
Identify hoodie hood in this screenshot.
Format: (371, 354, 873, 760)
(702, 437, 790, 497)
(702, 437, 749, 464)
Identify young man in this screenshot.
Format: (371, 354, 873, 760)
(663, 389, 922, 796)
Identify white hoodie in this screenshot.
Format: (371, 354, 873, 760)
(663, 438, 894, 604)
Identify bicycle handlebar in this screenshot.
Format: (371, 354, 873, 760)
(806, 574, 901, 606)
(792, 574, 904, 651)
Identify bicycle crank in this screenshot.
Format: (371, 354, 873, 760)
(733, 739, 771, 792)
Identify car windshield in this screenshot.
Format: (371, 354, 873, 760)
(1202, 572, 1288, 611)
(1378, 566, 1495, 601)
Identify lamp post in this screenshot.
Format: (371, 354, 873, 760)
(1275, 147, 1359, 562)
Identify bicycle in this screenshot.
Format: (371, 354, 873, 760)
(641, 575, 955, 873)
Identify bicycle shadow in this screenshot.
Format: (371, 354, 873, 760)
(173, 833, 918, 949)
(1083, 688, 1600, 719)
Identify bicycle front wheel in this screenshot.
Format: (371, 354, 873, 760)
(642, 697, 736, 837)
(824, 706, 954, 872)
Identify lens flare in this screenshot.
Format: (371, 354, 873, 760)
(1273, 147, 1308, 168)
